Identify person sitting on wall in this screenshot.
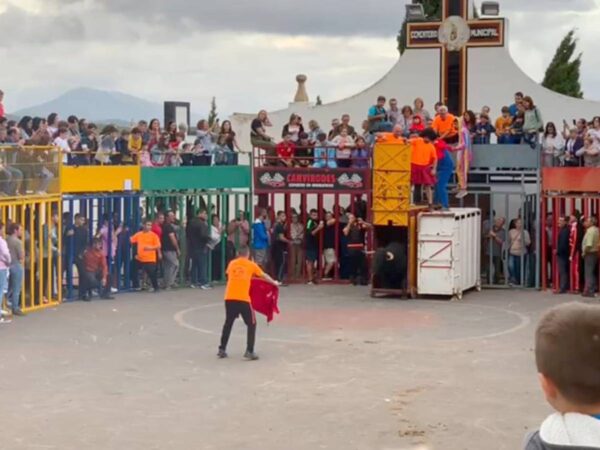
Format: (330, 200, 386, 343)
(276, 133, 296, 167)
(368, 96, 393, 133)
(431, 105, 458, 144)
(313, 133, 337, 169)
(473, 114, 495, 145)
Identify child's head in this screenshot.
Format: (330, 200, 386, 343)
(420, 127, 437, 143)
(121, 129, 130, 138)
(535, 302, 600, 413)
(501, 106, 510, 117)
(131, 127, 141, 138)
(283, 133, 292, 142)
(317, 132, 327, 143)
(584, 136, 594, 147)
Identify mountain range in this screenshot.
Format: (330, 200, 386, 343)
(12, 87, 200, 125)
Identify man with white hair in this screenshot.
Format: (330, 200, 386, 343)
(432, 105, 458, 144)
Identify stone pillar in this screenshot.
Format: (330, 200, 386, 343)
(293, 74, 309, 103)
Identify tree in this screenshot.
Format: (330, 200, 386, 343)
(542, 29, 583, 99)
(316, 95, 323, 106)
(398, 0, 441, 55)
(208, 96, 218, 127)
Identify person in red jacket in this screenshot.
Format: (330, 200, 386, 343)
(276, 133, 296, 167)
(218, 245, 279, 361)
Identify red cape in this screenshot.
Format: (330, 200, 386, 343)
(250, 279, 280, 323)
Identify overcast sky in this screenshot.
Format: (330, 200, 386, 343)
(1, 0, 599, 117)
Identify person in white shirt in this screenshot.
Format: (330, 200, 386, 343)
(207, 214, 224, 281)
(541, 122, 565, 167)
(53, 127, 71, 165)
(331, 127, 355, 168)
(0, 220, 12, 323)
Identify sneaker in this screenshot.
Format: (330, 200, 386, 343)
(307, 281, 314, 285)
(1, 308, 10, 316)
(189, 284, 197, 289)
(200, 285, 213, 290)
(0, 317, 12, 324)
(244, 351, 259, 361)
(217, 349, 228, 359)
(12, 310, 26, 317)
(456, 190, 468, 199)
(111, 287, 118, 293)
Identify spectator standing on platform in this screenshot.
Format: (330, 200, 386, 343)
(6, 223, 24, 316)
(272, 211, 290, 284)
(495, 106, 513, 144)
(187, 209, 211, 290)
(473, 114, 495, 145)
(462, 110, 477, 136)
(208, 214, 224, 282)
(17, 116, 33, 140)
(388, 99, 400, 125)
(305, 209, 324, 285)
(0, 90, 4, 119)
(252, 209, 270, 270)
(148, 119, 161, 147)
(410, 115, 425, 135)
(251, 110, 275, 156)
(313, 133, 337, 169)
(542, 122, 565, 167)
(352, 137, 370, 169)
(581, 217, 599, 298)
(453, 115, 473, 199)
(47, 113, 59, 137)
(96, 125, 118, 164)
(343, 213, 370, 286)
(576, 137, 600, 167)
(220, 120, 242, 162)
(587, 116, 600, 147)
(289, 212, 304, 280)
(509, 109, 525, 144)
(307, 120, 323, 144)
(397, 106, 414, 137)
(328, 119, 340, 141)
(432, 105, 458, 144)
(128, 127, 143, 163)
(522, 96, 544, 149)
(276, 133, 296, 167)
(335, 114, 357, 138)
(564, 127, 584, 167)
(67, 115, 80, 140)
(281, 114, 304, 143)
(556, 216, 571, 294)
(508, 91, 523, 118)
(508, 218, 531, 286)
(53, 127, 71, 165)
(410, 128, 438, 208)
(331, 127, 355, 168)
(413, 97, 431, 124)
(161, 211, 180, 290)
(226, 211, 250, 265)
(368, 96, 393, 133)
(80, 238, 114, 301)
(433, 137, 454, 210)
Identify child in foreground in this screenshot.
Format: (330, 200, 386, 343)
(525, 302, 600, 449)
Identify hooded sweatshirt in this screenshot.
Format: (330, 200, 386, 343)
(524, 413, 600, 450)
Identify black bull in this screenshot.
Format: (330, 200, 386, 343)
(372, 242, 408, 290)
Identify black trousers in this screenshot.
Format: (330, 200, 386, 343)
(557, 255, 570, 293)
(219, 300, 256, 353)
(140, 262, 159, 290)
(273, 247, 287, 282)
(80, 270, 110, 298)
(348, 248, 367, 284)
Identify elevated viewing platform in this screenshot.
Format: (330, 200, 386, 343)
(60, 152, 140, 193)
(141, 164, 251, 191)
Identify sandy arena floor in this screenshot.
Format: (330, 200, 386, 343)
(1, 285, 594, 450)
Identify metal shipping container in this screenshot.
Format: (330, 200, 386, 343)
(417, 208, 482, 300)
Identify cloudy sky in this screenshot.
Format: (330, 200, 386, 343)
(1, 0, 599, 117)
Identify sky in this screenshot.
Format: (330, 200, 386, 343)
(1, 0, 600, 117)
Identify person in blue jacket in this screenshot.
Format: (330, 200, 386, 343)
(252, 208, 270, 270)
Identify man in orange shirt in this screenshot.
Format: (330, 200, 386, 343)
(410, 128, 438, 208)
(130, 220, 162, 292)
(432, 105, 458, 143)
(375, 124, 406, 144)
(218, 245, 279, 360)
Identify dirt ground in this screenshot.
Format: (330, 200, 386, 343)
(0, 285, 593, 450)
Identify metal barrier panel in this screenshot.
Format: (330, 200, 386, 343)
(0, 195, 62, 313)
(62, 193, 142, 299)
(143, 190, 252, 287)
(0, 145, 61, 197)
(141, 166, 251, 191)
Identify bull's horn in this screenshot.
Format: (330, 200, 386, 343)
(386, 252, 394, 261)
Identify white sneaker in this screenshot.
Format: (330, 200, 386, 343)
(111, 287, 118, 293)
(200, 285, 213, 290)
(0, 317, 12, 324)
(1, 308, 10, 316)
(456, 190, 468, 199)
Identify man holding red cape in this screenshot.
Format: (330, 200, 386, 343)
(218, 245, 279, 361)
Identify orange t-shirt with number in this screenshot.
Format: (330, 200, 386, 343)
(224, 257, 264, 302)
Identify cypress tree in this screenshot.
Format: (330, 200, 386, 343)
(208, 97, 218, 127)
(542, 29, 583, 99)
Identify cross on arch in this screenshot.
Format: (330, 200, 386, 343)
(406, 0, 505, 114)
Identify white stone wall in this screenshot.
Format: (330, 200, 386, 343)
(231, 49, 441, 152)
(468, 46, 600, 128)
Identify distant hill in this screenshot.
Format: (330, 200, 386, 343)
(13, 87, 165, 123)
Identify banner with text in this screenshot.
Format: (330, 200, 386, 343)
(254, 168, 370, 192)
